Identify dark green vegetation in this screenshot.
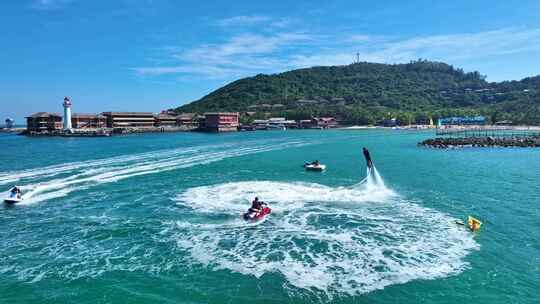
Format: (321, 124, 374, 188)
(176, 60, 540, 125)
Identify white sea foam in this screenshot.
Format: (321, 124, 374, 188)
(1, 140, 307, 205)
(0, 146, 204, 186)
(172, 175, 478, 296)
(0, 217, 168, 283)
(0, 144, 479, 297)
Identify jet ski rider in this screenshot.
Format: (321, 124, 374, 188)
(249, 197, 266, 214)
(10, 186, 22, 199)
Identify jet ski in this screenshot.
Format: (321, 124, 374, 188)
(303, 163, 326, 171)
(243, 206, 271, 221)
(4, 192, 23, 204)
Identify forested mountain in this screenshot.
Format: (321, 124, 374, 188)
(176, 60, 540, 125)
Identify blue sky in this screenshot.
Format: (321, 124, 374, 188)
(2, 0, 540, 123)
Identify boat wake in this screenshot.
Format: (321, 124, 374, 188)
(0, 144, 479, 299)
(170, 172, 478, 297)
(0, 140, 307, 205)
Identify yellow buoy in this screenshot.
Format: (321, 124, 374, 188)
(468, 216, 482, 232)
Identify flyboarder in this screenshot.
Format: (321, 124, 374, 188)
(362, 147, 373, 169)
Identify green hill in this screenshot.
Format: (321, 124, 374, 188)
(176, 60, 540, 125)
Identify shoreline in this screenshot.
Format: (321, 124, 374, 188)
(11, 124, 540, 138)
(19, 126, 198, 137)
(0, 127, 26, 133)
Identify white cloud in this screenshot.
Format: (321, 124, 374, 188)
(292, 28, 540, 68)
(216, 15, 295, 31)
(134, 32, 314, 78)
(133, 27, 540, 81)
(347, 34, 371, 42)
(131, 66, 236, 79)
(181, 33, 313, 59)
(216, 15, 272, 27)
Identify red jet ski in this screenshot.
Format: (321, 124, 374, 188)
(243, 206, 271, 221)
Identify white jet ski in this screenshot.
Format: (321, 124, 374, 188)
(304, 163, 326, 171)
(4, 193, 23, 204)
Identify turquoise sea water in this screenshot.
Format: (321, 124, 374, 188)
(0, 130, 538, 303)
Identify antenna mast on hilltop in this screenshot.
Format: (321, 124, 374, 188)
(356, 52, 360, 64)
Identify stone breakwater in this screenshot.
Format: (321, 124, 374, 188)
(420, 136, 540, 148)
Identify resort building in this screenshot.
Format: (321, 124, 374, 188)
(160, 110, 177, 116)
(252, 117, 297, 129)
(71, 114, 107, 129)
(379, 118, 398, 127)
(312, 117, 338, 129)
(204, 112, 239, 132)
(26, 112, 62, 132)
(102, 112, 155, 128)
(176, 113, 199, 128)
(298, 119, 313, 129)
(154, 114, 177, 127)
(437, 116, 486, 127)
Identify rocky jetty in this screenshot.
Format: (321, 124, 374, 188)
(420, 136, 540, 148)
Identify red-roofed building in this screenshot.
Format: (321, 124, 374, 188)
(204, 112, 239, 132)
(312, 117, 338, 129)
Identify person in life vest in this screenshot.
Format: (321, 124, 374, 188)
(362, 147, 373, 169)
(10, 186, 22, 199)
(469, 218, 481, 232)
(249, 197, 266, 213)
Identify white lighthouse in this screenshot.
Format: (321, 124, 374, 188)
(63, 96, 72, 131)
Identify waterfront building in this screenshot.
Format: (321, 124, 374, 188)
(252, 117, 297, 129)
(253, 119, 269, 129)
(154, 114, 177, 127)
(297, 117, 337, 129)
(204, 112, 239, 132)
(102, 112, 155, 128)
(176, 113, 199, 128)
(26, 112, 62, 132)
(298, 119, 313, 129)
(312, 117, 338, 129)
(437, 116, 486, 126)
(379, 118, 398, 127)
(63, 97, 73, 131)
(160, 110, 177, 116)
(196, 115, 206, 128)
(71, 114, 107, 129)
(270, 117, 297, 128)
